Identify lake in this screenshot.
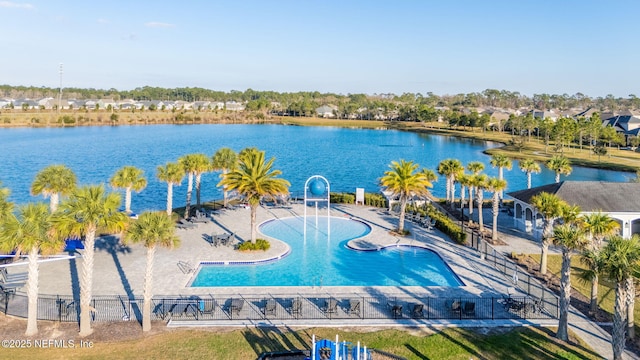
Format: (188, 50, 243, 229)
(0, 124, 633, 212)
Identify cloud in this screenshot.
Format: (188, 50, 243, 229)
(0, 1, 35, 9)
(145, 22, 175, 28)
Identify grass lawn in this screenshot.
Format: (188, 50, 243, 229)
(529, 254, 639, 328)
(1, 326, 600, 360)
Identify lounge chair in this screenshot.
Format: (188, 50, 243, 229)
(322, 298, 338, 314)
(176, 219, 196, 229)
(290, 298, 302, 318)
(347, 299, 361, 317)
(1, 268, 28, 282)
(263, 299, 277, 317)
(170, 301, 196, 318)
(411, 303, 424, 318)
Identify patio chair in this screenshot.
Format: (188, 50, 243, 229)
(411, 303, 424, 318)
(322, 298, 338, 314)
(290, 298, 302, 318)
(191, 210, 210, 223)
(198, 299, 217, 315)
(1, 268, 28, 282)
(263, 299, 277, 317)
(389, 303, 403, 319)
(445, 299, 461, 313)
(462, 301, 475, 316)
(230, 298, 244, 316)
(347, 299, 361, 317)
(427, 218, 437, 230)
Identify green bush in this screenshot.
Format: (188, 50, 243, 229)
(407, 203, 467, 245)
(58, 115, 76, 124)
(330, 192, 355, 204)
(364, 193, 387, 208)
(237, 239, 270, 251)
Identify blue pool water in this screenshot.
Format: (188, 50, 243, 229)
(190, 216, 463, 287)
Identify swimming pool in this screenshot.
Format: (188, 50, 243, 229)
(190, 216, 463, 287)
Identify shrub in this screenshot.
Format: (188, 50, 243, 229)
(237, 239, 270, 251)
(416, 204, 467, 245)
(330, 192, 355, 204)
(364, 193, 387, 208)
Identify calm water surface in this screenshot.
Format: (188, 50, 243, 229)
(0, 124, 632, 211)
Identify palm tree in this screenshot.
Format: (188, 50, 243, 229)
(466, 161, 485, 220)
(457, 173, 471, 217)
(218, 148, 289, 243)
(437, 159, 463, 206)
(547, 155, 572, 183)
(490, 154, 512, 200)
(552, 224, 587, 341)
(212, 148, 238, 208)
(531, 192, 567, 275)
(30, 164, 77, 213)
(486, 177, 507, 242)
(179, 153, 210, 218)
(600, 235, 640, 360)
(156, 162, 185, 216)
(380, 160, 435, 233)
(471, 174, 488, 233)
(109, 166, 147, 214)
(519, 159, 541, 189)
(0, 203, 64, 335)
(578, 249, 605, 315)
(50, 185, 127, 336)
(124, 211, 179, 332)
(580, 212, 619, 314)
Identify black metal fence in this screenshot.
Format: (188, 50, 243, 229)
(466, 228, 560, 319)
(2, 292, 556, 324)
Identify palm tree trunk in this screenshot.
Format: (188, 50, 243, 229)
(492, 192, 499, 242)
(143, 245, 156, 332)
(556, 248, 571, 341)
(527, 172, 532, 189)
(477, 191, 484, 233)
(25, 246, 39, 336)
(451, 179, 456, 209)
(195, 173, 202, 209)
(540, 220, 554, 275)
(50, 192, 59, 213)
(460, 185, 466, 217)
(222, 169, 229, 207)
(250, 204, 258, 243)
(627, 277, 635, 339)
(613, 282, 627, 360)
(590, 275, 599, 314)
(79, 227, 96, 337)
(125, 187, 132, 213)
(185, 173, 193, 219)
(498, 167, 504, 200)
(166, 183, 173, 216)
(555, 172, 561, 183)
(445, 176, 451, 204)
(468, 187, 474, 223)
(398, 197, 407, 233)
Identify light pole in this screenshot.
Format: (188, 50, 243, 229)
(58, 63, 63, 113)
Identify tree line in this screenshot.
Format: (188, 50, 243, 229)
(2, 85, 640, 113)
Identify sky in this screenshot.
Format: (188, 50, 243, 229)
(1, 0, 638, 97)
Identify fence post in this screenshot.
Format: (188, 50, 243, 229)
(491, 297, 494, 320)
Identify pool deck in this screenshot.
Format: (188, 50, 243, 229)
(29, 203, 512, 298)
(6, 203, 634, 360)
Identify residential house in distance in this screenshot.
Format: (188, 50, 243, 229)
(315, 104, 337, 118)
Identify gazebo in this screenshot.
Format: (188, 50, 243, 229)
(507, 181, 640, 239)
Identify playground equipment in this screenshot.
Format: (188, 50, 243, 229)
(309, 334, 372, 360)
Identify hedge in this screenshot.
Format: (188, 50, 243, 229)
(237, 238, 271, 251)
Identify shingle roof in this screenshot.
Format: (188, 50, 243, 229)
(507, 181, 640, 213)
